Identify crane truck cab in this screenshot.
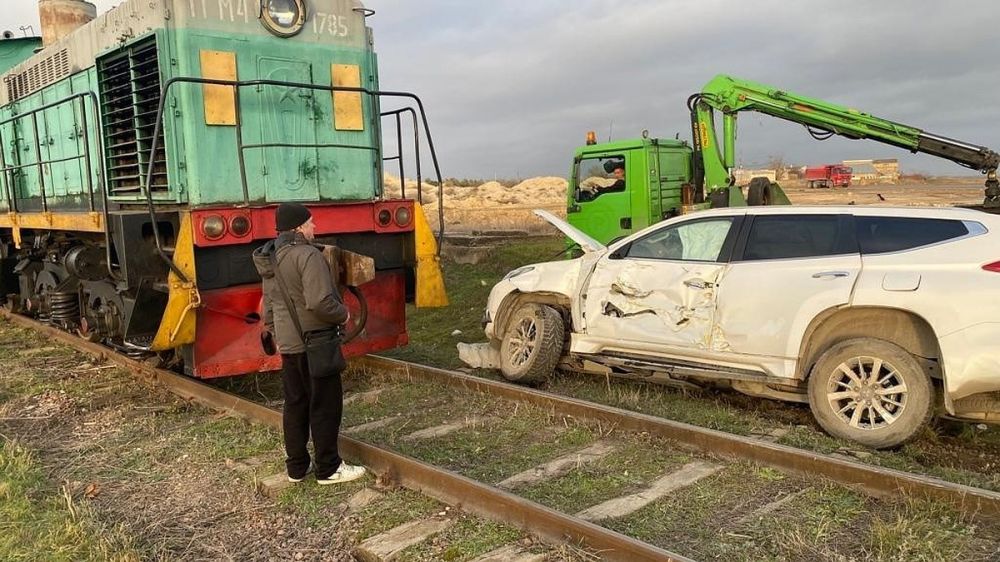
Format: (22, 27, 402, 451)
(567, 136, 694, 244)
(566, 133, 786, 244)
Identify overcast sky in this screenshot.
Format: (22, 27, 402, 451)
(7, 0, 1000, 179)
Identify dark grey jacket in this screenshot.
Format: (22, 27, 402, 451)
(252, 232, 348, 354)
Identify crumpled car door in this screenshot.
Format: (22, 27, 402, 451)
(581, 217, 737, 352)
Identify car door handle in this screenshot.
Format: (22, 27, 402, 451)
(683, 278, 714, 289)
(812, 271, 850, 279)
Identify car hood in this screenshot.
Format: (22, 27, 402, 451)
(533, 210, 605, 253)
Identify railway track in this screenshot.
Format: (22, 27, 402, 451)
(4, 310, 1000, 561)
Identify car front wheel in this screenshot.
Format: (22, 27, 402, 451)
(807, 338, 934, 449)
(499, 304, 564, 384)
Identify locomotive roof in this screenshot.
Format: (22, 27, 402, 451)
(1, 0, 370, 106)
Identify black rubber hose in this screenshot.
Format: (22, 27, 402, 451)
(342, 285, 368, 343)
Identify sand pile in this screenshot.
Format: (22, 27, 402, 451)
(384, 175, 567, 209)
(383, 175, 441, 204)
(383, 174, 569, 233)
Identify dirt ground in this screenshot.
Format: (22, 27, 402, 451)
(0, 324, 360, 561)
(783, 177, 989, 207)
(0, 321, 578, 562)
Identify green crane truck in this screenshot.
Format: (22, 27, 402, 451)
(567, 74, 1000, 243)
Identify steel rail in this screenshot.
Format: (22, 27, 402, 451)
(0, 310, 687, 562)
(356, 355, 1000, 518)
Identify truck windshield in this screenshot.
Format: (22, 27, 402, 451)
(574, 155, 626, 203)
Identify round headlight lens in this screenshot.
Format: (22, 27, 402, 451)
(230, 215, 252, 237)
(260, 0, 306, 37)
(394, 207, 411, 227)
(377, 209, 392, 226)
(202, 215, 226, 240)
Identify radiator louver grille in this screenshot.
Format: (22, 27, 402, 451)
(3, 49, 70, 101)
(98, 39, 168, 195)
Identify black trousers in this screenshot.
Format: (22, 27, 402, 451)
(280, 353, 344, 479)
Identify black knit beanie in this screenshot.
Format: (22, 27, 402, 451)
(275, 203, 311, 232)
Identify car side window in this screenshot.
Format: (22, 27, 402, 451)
(626, 218, 734, 262)
(742, 215, 848, 260)
(857, 216, 969, 254)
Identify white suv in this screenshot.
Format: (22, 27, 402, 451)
(483, 206, 1000, 448)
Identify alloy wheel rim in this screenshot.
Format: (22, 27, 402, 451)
(826, 355, 908, 430)
(506, 317, 538, 368)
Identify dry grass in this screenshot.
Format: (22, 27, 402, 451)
(0, 439, 141, 562)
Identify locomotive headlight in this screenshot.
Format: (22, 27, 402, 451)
(202, 215, 227, 240)
(259, 0, 306, 37)
(230, 215, 252, 238)
(377, 209, 392, 226)
(394, 207, 411, 227)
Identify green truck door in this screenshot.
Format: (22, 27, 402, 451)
(254, 58, 320, 202)
(568, 154, 634, 245)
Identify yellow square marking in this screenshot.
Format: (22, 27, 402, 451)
(332, 64, 364, 131)
(200, 50, 237, 126)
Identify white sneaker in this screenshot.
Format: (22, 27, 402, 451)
(287, 463, 314, 483)
(317, 463, 366, 485)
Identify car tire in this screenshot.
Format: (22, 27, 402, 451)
(807, 337, 934, 449)
(499, 304, 564, 384)
(747, 177, 773, 206)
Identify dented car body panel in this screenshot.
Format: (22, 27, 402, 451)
(584, 258, 726, 350)
(484, 206, 1000, 418)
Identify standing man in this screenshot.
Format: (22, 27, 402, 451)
(253, 203, 366, 485)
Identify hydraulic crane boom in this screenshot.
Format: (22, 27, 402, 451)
(688, 74, 1000, 208)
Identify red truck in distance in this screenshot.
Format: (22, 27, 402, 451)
(805, 165, 853, 188)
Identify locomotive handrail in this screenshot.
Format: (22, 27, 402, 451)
(0, 91, 117, 280)
(144, 77, 448, 282)
(380, 107, 436, 215)
(382, 109, 409, 197)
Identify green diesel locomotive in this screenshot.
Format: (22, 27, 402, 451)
(0, 0, 445, 377)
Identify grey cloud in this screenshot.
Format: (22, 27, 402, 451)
(5, 0, 999, 178)
(368, 0, 1000, 177)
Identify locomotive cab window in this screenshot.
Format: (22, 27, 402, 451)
(260, 0, 306, 37)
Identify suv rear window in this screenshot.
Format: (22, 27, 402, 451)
(857, 217, 968, 254)
(742, 215, 849, 260)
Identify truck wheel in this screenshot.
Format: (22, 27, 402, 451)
(807, 338, 933, 449)
(747, 177, 773, 206)
(499, 304, 564, 384)
(708, 189, 730, 208)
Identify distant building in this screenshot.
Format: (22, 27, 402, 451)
(843, 160, 879, 184)
(733, 168, 777, 184)
(781, 165, 803, 180)
(873, 159, 900, 182)
(843, 158, 899, 184)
